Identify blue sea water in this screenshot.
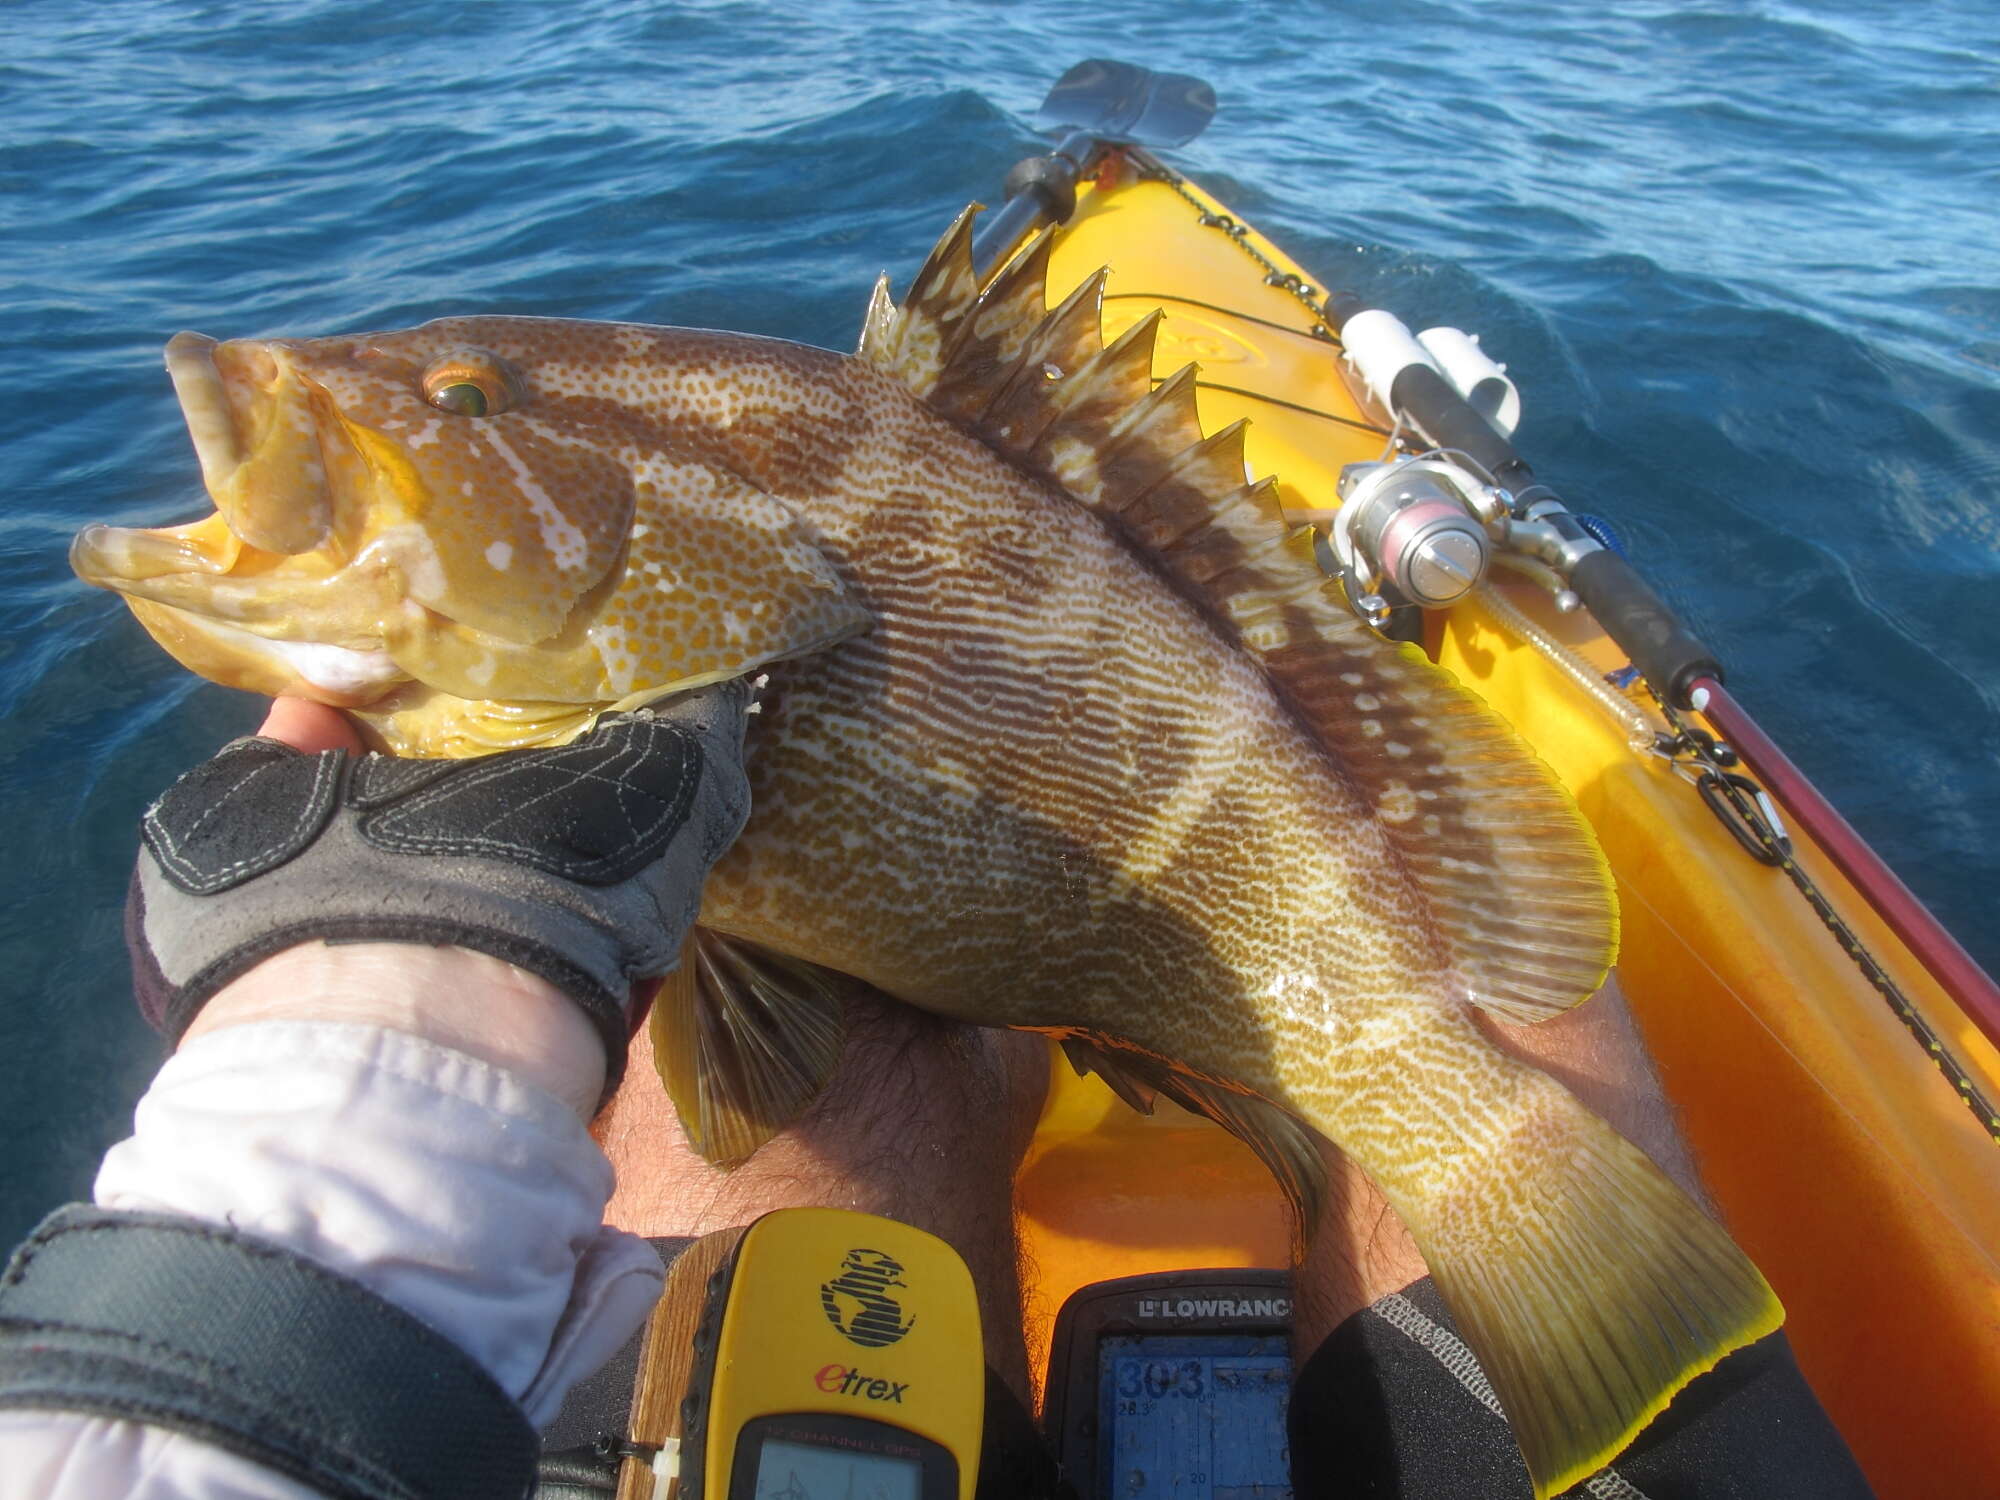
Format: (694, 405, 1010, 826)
(2, 0, 1995, 1246)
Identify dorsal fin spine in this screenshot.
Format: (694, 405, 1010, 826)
(860, 206, 1618, 1022)
(975, 270, 1108, 448)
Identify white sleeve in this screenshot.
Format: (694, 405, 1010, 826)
(0, 1020, 664, 1500)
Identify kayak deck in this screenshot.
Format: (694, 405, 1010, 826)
(1010, 164, 2000, 1496)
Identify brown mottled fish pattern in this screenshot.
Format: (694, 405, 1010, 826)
(74, 210, 1782, 1498)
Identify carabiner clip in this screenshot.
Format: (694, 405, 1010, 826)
(1695, 768, 1791, 867)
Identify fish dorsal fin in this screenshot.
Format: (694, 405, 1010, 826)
(1258, 604, 1618, 1020)
(857, 206, 980, 389)
(650, 926, 850, 1167)
(864, 207, 1615, 1020)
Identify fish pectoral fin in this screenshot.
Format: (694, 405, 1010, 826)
(1405, 1097, 1785, 1499)
(1064, 1034, 1328, 1252)
(649, 927, 851, 1168)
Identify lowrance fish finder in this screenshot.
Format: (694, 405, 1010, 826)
(1042, 1269, 1294, 1499)
(621, 1208, 985, 1500)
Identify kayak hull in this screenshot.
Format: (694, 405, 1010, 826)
(1012, 166, 2000, 1497)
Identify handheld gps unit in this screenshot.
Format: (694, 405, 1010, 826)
(621, 1208, 985, 1500)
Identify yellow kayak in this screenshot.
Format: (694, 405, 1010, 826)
(1011, 157, 2000, 1498)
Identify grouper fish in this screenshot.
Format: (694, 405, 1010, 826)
(74, 211, 1781, 1496)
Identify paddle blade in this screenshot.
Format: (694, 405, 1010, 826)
(1034, 59, 1217, 148)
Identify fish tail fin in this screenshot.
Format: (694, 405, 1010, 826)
(1408, 1095, 1783, 1498)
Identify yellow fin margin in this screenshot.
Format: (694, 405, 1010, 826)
(650, 927, 850, 1166)
(1419, 1097, 1785, 1497)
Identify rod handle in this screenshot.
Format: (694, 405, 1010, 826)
(1569, 548, 1722, 711)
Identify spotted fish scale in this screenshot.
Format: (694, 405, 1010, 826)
(73, 209, 1782, 1499)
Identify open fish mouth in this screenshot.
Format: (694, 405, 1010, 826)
(80, 310, 876, 751)
(164, 333, 244, 516)
(161, 330, 335, 556)
(73, 330, 338, 594)
(72, 331, 407, 704)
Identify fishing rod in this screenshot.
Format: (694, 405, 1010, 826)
(978, 58, 2000, 1058)
(1323, 292, 2000, 1056)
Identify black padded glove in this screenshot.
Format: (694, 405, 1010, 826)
(126, 681, 753, 1093)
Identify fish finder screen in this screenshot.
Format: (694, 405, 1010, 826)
(753, 1436, 923, 1500)
(1096, 1332, 1293, 1498)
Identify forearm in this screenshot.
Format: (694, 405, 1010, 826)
(596, 988, 1049, 1398)
(0, 944, 655, 1500)
(186, 941, 607, 1119)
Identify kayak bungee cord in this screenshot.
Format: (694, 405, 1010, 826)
(1656, 697, 2000, 1143)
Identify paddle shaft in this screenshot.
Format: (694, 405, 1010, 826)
(972, 61, 1218, 280)
(970, 131, 1096, 278)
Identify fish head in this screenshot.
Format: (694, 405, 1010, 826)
(73, 318, 870, 753)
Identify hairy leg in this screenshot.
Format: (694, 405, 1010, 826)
(594, 991, 1050, 1400)
(1291, 973, 1705, 1355)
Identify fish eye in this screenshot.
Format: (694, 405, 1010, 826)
(421, 349, 522, 418)
(431, 382, 489, 417)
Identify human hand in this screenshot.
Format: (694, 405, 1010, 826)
(128, 684, 755, 1112)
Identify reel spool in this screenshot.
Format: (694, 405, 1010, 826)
(1327, 454, 1500, 627)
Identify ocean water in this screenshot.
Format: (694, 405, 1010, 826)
(2, 0, 1995, 1248)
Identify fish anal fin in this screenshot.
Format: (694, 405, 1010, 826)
(1064, 1033, 1327, 1254)
(1150, 1069, 1326, 1259)
(1409, 1095, 1785, 1498)
(1059, 1036, 1158, 1115)
(649, 927, 850, 1167)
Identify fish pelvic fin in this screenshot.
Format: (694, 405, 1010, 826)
(650, 927, 850, 1167)
(1411, 1098, 1785, 1498)
(870, 205, 1616, 1020)
(1061, 1033, 1326, 1254)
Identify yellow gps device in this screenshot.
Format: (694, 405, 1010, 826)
(620, 1208, 985, 1500)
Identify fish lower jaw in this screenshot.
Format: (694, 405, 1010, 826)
(125, 598, 406, 706)
(261, 635, 405, 699)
